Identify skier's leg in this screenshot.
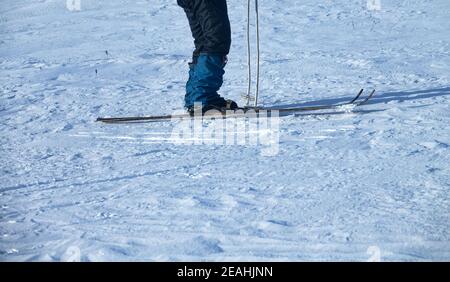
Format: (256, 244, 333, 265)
(178, 0, 205, 109)
(177, 0, 205, 59)
(184, 0, 236, 112)
(178, 0, 231, 55)
(191, 0, 231, 55)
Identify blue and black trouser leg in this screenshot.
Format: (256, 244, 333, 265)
(178, 0, 232, 110)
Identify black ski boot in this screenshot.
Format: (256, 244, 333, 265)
(188, 99, 239, 116)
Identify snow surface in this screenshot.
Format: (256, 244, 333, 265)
(1, 0, 450, 261)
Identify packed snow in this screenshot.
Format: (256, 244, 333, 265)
(1, 0, 450, 261)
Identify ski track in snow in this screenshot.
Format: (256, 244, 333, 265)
(1, 0, 450, 261)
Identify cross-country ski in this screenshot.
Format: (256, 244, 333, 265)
(96, 89, 375, 123)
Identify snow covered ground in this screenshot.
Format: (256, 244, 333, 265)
(1, 0, 450, 261)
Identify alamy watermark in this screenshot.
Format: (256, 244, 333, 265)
(366, 245, 381, 262)
(66, 0, 81, 11)
(170, 105, 280, 156)
(61, 246, 81, 262)
(367, 0, 382, 11)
